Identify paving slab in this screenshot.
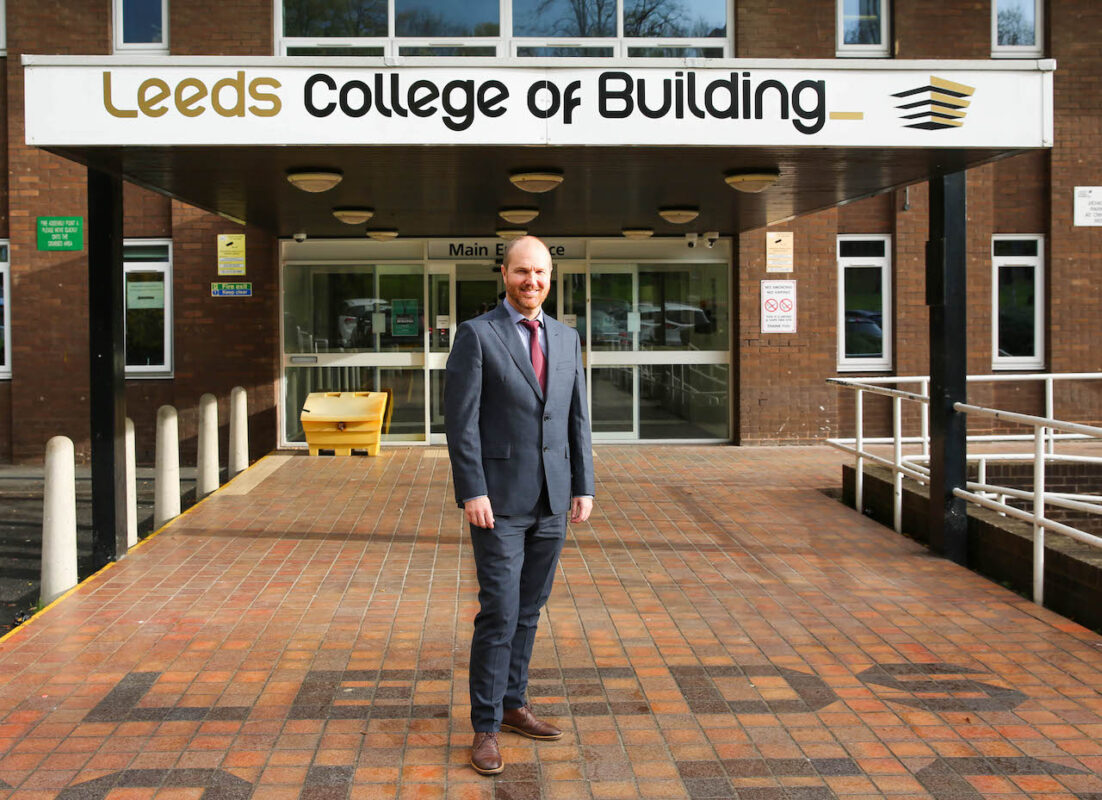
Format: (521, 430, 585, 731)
(0, 446, 1099, 799)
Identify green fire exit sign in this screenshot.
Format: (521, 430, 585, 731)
(37, 217, 84, 251)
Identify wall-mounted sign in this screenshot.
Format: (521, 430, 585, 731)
(761, 280, 797, 333)
(36, 217, 83, 251)
(24, 61, 1052, 150)
(392, 299, 419, 336)
(766, 232, 794, 273)
(217, 233, 246, 275)
(211, 282, 252, 297)
(1074, 187, 1102, 226)
(562, 314, 578, 328)
(426, 239, 584, 261)
(127, 281, 164, 309)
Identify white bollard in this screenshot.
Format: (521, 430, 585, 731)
(41, 436, 78, 606)
(125, 417, 137, 549)
(155, 405, 181, 527)
(197, 393, 219, 498)
(228, 386, 248, 477)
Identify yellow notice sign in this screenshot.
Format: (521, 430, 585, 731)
(217, 233, 246, 276)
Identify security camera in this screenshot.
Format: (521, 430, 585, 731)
(292, 231, 307, 243)
(704, 231, 719, 249)
(685, 232, 698, 249)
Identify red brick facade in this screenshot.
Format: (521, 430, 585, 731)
(0, 1, 1097, 459)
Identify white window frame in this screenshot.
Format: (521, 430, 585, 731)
(836, 0, 891, 58)
(0, 243, 10, 380)
(992, 0, 1042, 58)
(991, 234, 1044, 371)
(0, 0, 7, 57)
(837, 234, 892, 372)
(124, 239, 174, 378)
(274, 0, 731, 58)
(114, 0, 170, 54)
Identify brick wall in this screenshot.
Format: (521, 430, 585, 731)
(5, 0, 108, 462)
(735, 0, 833, 58)
(895, 0, 989, 58)
(171, 0, 273, 56)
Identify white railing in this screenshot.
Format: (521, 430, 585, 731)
(827, 373, 1102, 605)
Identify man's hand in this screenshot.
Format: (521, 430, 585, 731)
(464, 496, 495, 529)
(570, 496, 593, 524)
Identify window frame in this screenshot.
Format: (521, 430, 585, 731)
(991, 0, 1043, 58)
(0, 0, 7, 57)
(124, 239, 174, 378)
(275, 0, 732, 58)
(991, 234, 1044, 371)
(0, 243, 10, 380)
(837, 234, 892, 373)
(836, 0, 891, 58)
(114, 0, 170, 54)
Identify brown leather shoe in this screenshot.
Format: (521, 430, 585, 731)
(501, 704, 563, 740)
(470, 731, 504, 775)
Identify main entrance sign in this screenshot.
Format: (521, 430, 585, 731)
(24, 58, 1052, 149)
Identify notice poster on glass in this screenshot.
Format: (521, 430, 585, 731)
(761, 280, 797, 333)
(392, 299, 419, 336)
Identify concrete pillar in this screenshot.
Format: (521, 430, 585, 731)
(155, 405, 181, 527)
(197, 393, 219, 498)
(41, 436, 78, 605)
(228, 386, 248, 477)
(125, 417, 137, 549)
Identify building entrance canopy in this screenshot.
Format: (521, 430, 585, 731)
(24, 56, 1054, 237)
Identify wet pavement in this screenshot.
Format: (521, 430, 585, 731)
(0, 446, 1099, 799)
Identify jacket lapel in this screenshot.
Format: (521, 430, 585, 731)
(488, 303, 544, 399)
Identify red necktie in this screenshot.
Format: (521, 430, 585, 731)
(521, 318, 546, 393)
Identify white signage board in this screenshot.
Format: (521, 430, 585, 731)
(426, 239, 583, 260)
(766, 232, 794, 273)
(23, 59, 1052, 149)
(761, 280, 797, 333)
(1074, 187, 1102, 226)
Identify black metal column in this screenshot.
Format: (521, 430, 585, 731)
(88, 167, 128, 570)
(926, 172, 968, 565)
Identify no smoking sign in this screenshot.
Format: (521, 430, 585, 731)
(761, 280, 797, 333)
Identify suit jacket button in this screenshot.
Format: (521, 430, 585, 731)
(544, 415, 551, 421)
(543, 446, 549, 452)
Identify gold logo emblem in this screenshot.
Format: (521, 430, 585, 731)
(892, 76, 974, 130)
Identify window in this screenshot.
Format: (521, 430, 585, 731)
(278, 0, 730, 57)
(992, 0, 1042, 57)
(837, 0, 890, 57)
(0, 243, 9, 379)
(0, 0, 7, 56)
(114, 0, 169, 53)
(837, 235, 891, 371)
(124, 240, 172, 377)
(992, 235, 1043, 370)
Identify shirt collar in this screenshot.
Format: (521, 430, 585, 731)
(504, 297, 544, 327)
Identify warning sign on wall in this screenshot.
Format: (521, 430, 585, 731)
(761, 280, 797, 333)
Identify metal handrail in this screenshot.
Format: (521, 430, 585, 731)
(828, 372, 1102, 606)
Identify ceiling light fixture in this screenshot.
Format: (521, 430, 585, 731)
(332, 207, 375, 225)
(366, 229, 399, 241)
(724, 170, 780, 193)
(621, 228, 654, 239)
(286, 170, 343, 193)
(509, 171, 564, 193)
(658, 207, 700, 224)
(496, 228, 527, 240)
(498, 207, 540, 224)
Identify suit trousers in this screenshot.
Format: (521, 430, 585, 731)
(468, 490, 566, 732)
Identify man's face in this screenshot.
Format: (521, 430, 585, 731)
(501, 238, 552, 318)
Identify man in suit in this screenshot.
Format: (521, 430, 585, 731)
(445, 235, 595, 775)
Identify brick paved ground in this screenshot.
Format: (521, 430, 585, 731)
(0, 446, 1100, 800)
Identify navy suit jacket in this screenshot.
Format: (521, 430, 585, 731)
(444, 302, 595, 516)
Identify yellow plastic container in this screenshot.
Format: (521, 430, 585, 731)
(300, 391, 391, 456)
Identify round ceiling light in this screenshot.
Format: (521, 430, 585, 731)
(366, 229, 399, 241)
(724, 171, 780, 193)
(496, 228, 527, 240)
(498, 207, 540, 224)
(621, 228, 654, 239)
(509, 171, 564, 193)
(333, 207, 375, 225)
(286, 170, 343, 192)
(658, 207, 700, 224)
